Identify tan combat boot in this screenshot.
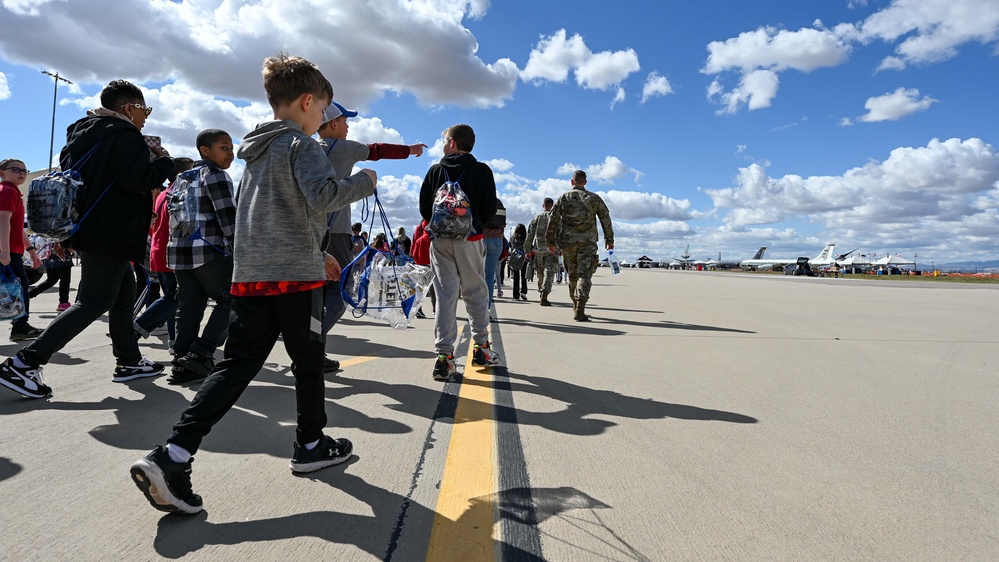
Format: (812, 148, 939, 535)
(540, 292, 551, 306)
(573, 299, 590, 322)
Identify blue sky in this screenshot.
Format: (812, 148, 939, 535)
(1, 0, 998, 264)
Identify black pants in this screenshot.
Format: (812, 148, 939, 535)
(30, 267, 72, 304)
(168, 288, 327, 454)
(511, 264, 527, 297)
(19, 251, 140, 366)
(174, 257, 234, 358)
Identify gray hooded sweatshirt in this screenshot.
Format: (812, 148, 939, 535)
(234, 120, 375, 283)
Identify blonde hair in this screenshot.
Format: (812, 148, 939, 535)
(262, 53, 333, 110)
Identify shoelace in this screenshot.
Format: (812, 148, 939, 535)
(27, 366, 45, 383)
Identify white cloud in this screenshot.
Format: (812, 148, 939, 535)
(557, 156, 639, 185)
(485, 158, 514, 172)
(705, 138, 999, 233)
(521, 29, 641, 93)
(346, 117, 405, 145)
(708, 69, 780, 114)
(839, 117, 854, 126)
(702, 25, 852, 113)
(858, 87, 937, 122)
(0, 71, 9, 101)
(0, 0, 519, 110)
(641, 71, 673, 103)
(859, 0, 999, 69)
(610, 87, 626, 109)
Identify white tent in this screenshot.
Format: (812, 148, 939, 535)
(874, 254, 915, 266)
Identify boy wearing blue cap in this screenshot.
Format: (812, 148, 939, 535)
(316, 101, 427, 370)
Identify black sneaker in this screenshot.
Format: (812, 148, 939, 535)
(432, 353, 457, 381)
(167, 365, 207, 386)
(112, 357, 165, 383)
(0, 357, 51, 399)
(175, 352, 215, 378)
(289, 435, 353, 473)
(324, 357, 340, 373)
(415, 308, 427, 319)
(130, 446, 203, 514)
(10, 324, 43, 342)
(472, 342, 501, 366)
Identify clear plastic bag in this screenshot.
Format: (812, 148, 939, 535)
(342, 248, 432, 329)
(0, 266, 27, 321)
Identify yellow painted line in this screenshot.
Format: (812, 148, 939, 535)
(426, 350, 496, 562)
(336, 355, 382, 369)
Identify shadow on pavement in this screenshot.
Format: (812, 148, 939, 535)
(151, 458, 602, 562)
(0, 456, 22, 483)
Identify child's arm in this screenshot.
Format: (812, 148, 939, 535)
(295, 138, 376, 212)
(364, 143, 428, 161)
(205, 169, 237, 245)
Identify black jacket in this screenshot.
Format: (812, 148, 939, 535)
(419, 152, 497, 236)
(59, 114, 173, 261)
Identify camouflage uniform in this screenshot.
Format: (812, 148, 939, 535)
(526, 210, 558, 298)
(545, 186, 613, 319)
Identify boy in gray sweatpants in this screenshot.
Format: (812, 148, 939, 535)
(418, 124, 501, 380)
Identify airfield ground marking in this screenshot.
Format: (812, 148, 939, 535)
(425, 348, 497, 562)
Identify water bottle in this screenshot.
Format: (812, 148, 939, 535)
(608, 250, 622, 275)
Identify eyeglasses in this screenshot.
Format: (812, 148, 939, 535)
(1, 167, 29, 174)
(122, 103, 153, 117)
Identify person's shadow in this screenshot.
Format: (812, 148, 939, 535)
(0, 456, 22, 483)
(151, 457, 624, 561)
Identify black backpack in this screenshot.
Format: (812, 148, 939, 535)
(482, 198, 506, 230)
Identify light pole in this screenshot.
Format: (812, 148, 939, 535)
(41, 70, 73, 171)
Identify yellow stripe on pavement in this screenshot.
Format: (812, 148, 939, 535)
(426, 350, 496, 562)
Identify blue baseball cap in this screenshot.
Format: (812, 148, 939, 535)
(324, 100, 358, 123)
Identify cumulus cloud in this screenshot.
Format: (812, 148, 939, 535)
(0, 0, 519, 110)
(485, 158, 514, 172)
(610, 87, 626, 109)
(521, 29, 641, 92)
(858, 87, 937, 122)
(702, 25, 850, 113)
(641, 71, 673, 103)
(858, 0, 999, 69)
(706, 138, 999, 235)
(557, 156, 639, 184)
(0, 71, 9, 100)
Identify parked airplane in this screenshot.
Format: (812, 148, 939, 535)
(739, 244, 837, 271)
(708, 248, 764, 269)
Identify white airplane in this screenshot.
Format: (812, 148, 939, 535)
(708, 248, 763, 269)
(739, 244, 837, 271)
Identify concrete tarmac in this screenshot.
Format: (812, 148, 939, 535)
(1, 269, 997, 561)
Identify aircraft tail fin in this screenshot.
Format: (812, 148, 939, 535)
(813, 244, 835, 263)
(751, 247, 766, 260)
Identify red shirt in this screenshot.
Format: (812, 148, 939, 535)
(230, 280, 326, 297)
(0, 181, 26, 254)
(149, 188, 172, 272)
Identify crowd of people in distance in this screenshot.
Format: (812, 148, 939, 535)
(0, 53, 614, 515)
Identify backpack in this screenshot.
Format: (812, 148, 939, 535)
(166, 166, 205, 238)
(26, 143, 113, 243)
(482, 198, 506, 230)
(428, 169, 474, 240)
(0, 265, 26, 321)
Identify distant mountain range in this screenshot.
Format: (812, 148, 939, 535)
(929, 260, 999, 272)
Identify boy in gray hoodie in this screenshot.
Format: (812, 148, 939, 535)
(130, 54, 377, 515)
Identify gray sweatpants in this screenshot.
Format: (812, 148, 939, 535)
(430, 238, 490, 355)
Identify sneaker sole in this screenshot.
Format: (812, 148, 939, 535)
(9, 335, 40, 342)
(0, 376, 51, 399)
(289, 453, 352, 473)
(129, 460, 202, 514)
(112, 369, 165, 383)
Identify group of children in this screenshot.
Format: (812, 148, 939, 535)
(0, 52, 512, 517)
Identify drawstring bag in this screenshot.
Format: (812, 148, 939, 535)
(0, 266, 27, 321)
(339, 192, 432, 329)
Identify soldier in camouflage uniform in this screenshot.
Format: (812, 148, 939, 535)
(526, 197, 558, 306)
(545, 170, 613, 321)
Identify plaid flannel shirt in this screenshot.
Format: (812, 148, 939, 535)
(166, 161, 236, 270)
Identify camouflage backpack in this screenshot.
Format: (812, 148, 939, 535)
(428, 169, 474, 240)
